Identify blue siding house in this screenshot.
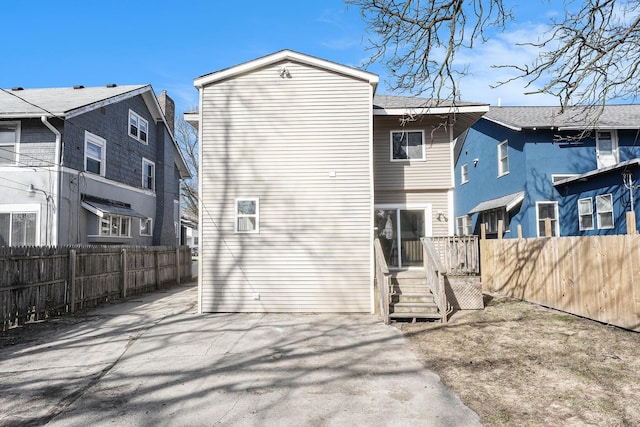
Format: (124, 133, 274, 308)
(0, 85, 190, 246)
(454, 105, 640, 238)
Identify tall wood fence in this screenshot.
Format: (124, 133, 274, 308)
(1, 245, 192, 331)
(481, 235, 640, 332)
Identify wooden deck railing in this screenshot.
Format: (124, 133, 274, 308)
(422, 238, 449, 323)
(427, 235, 479, 275)
(373, 238, 390, 325)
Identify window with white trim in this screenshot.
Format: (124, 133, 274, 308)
(596, 194, 614, 229)
(99, 214, 131, 237)
(142, 158, 155, 190)
(578, 198, 594, 231)
(235, 198, 259, 233)
(140, 218, 152, 236)
(390, 130, 425, 161)
(461, 163, 469, 184)
(456, 215, 473, 235)
(498, 140, 509, 176)
(129, 110, 148, 144)
(537, 201, 559, 237)
(85, 132, 106, 176)
(0, 121, 19, 165)
(0, 212, 37, 246)
(481, 208, 508, 234)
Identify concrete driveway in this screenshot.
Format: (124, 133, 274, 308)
(0, 283, 480, 426)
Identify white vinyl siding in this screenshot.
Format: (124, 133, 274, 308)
(374, 115, 453, 192)
(199, 60, 372, 313)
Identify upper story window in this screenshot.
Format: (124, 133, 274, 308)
(498, 140, 509, 176)
(0, 121, 20, 165)
(390, 130, 425, 161)
(578, 198, 594, 231)
(85, 131, 106, 177)
(142, 158, 155, 190)
(461, 163, 469, 184)
(596, 131, 618, 168)
(596, 194, 614, 229)
(235, 198, 259, 233)
(129, 110, 148, 144)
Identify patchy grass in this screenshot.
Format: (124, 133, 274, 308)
(398, 295, 640, 427)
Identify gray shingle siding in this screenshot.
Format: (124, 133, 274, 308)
(63, 95, 157, 188)
(15, 118, 60, 167)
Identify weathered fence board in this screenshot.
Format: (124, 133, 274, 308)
(481, 235, 640, 332)
(1, 245, 192, 330)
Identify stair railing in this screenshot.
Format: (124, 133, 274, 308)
(421, 238, 449, 323)
(373, 238, 390, 325)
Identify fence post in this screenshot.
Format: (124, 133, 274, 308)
(155, 250, 160, 290)
(497, 220, 503, 239)
(545, 217, 552, 237)
(176, 248, 181, 284)
(122, 248, 128, 299)
(517, 224, 523, 239)
(69, 249, 76, 313)
(480, 223, 486, 240)
(627, 211, 636, 235)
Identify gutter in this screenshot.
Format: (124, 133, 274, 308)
(41, 116, 62, 165)
(41, 116, 62, 246)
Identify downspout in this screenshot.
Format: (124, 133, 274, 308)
(41, 116, 62, 246)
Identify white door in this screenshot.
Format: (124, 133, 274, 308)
(596, 131, 618, 168)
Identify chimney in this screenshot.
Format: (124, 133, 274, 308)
(157, 90, 175, 136)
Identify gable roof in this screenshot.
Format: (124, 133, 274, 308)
(194, 49, 379, 89)
(0, 84, 191, 179)
(553, 158, 640, 187)
(484, 105, 640, 131)
(0, 85, 151, 119)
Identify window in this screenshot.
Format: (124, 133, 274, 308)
(85, 132, 106, 176)
(461, 163, 469, 184)
(456, 215, 473, 235)
(129, 110, 148, 144)
(537, 202, 559, 237)
(578, 198, 594, 231)
(140, 218, 152, 236)
(0, 122, 19, 165)
(142, 158, 155, 190)
(596, 194, 614, 229)
(498, 140, 509, 176)
(390, 130, 425, 161)
(0, 212, 37, 246)
(99, 214, 131, 237)
(481, 208, 508, 234)
(235, 198, 259, 233)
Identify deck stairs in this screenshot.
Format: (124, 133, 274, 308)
(389, 269, 441, 321)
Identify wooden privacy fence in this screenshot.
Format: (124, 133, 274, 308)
(1, 245, 192, 331)
(481, 234, 640, 332)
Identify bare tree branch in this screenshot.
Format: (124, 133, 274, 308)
(175, 111, 199, 219)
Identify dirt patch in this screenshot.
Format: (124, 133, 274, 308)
(398, 295, 640, 426)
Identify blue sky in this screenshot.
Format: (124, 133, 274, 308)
(2, 0, 563, 115)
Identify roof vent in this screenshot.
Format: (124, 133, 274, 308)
(106, 83, 117, 88)
(11, 87, 24, 91)
(73, 85, 85, 89)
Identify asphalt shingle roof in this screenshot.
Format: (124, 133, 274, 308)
(0, 85, 149, 118)
(484, 105, 640, 130)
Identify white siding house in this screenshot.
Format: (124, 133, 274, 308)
(190, 50, 489, 314)
(193, 51, 378, 313)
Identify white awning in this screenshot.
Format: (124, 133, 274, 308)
(468, 191, 525, 215)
